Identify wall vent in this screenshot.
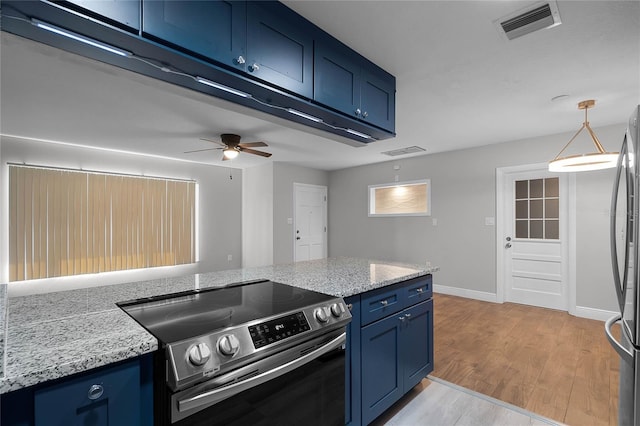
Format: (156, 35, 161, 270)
(381, 146, 426, 157)
(496, 2, 561, 40)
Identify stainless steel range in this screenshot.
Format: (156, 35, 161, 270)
(118, 279, 351, 425)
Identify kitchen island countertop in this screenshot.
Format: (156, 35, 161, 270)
(0, 257, 437, 394)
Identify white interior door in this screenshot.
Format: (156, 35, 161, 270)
(294, 183, 327, 261)
(498, 165, 573, 311)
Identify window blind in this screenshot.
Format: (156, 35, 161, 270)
(8, 165, 196, 282)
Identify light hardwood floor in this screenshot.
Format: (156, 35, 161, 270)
(431, 293, 620, 426)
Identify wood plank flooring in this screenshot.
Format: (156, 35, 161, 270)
(431, 293, 620, 426)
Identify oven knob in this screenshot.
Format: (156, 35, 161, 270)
(188, 343, 211, 366)
(218, 334, 240, 356)
(330, 303, 343, 318)
(314, 307, 329, 323)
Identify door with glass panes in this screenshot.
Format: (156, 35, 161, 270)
(503, 169, 569, 310)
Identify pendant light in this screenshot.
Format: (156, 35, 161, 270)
(549, 100, 618, 172)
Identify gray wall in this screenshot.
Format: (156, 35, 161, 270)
(328, 124, 624, 312)
(273, 162, 329, 264)
(1, 136, 242, 295)
(242, 163, 274, 267)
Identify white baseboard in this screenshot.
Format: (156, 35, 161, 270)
(433, 284, 498, 303)
(434, 284, 618, 322)
(573, 306, 618, 322)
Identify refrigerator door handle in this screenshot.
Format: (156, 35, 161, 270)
(610, 134, 630, 314)
(605, 314, 634, 363)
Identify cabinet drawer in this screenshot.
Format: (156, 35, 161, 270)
(361, 285, 404, 326)
(404, 275, 432, 307)
(34, 360, 142, 425)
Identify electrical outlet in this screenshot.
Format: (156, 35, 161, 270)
(432, 218, 438, 226)
(485, 217, 495, 226)
(227, 254, 232, 262)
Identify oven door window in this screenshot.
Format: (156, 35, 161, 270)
(174, 347, 345, 426)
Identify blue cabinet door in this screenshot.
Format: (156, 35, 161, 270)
(246, 1, 314, 99)
(345, 295, 362, 426)
(64, 0, 140, 30)
(314, 39, 361, 119)
(34, 360, 142, 426)
(361, 313, 402, 425)
(360, 67, 396, 132)
(142, 0, 247, 71)
(402, 299, 434, 392)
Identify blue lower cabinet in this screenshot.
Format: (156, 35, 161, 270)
(361, 313, 403, 425)
(351, 275, 434, 425)
(402, 300, 434, 392)
(1, 355, 152, 426)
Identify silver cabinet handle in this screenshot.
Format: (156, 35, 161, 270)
(380, 300, 388, 306)
(249, 63, 260, 72)
(355, 108, 361, 116)
(405, 313, 411, 318)
(399, 316, 405, 321)
(88, 384, 104, 400)
(416, 288, 424, 294)
(235, 55, 245, 65)
(362, 111, 368, 118)
(347, 303, 353, 311)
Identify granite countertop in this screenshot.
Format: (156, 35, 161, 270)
(0, 257, 438, 394)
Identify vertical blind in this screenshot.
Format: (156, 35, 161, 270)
(9, 165, 196, 282)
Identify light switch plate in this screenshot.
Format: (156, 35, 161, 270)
(485, 217, 495, 226)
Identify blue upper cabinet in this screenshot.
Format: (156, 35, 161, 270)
(62, 0, 140, 31)
(315, 36, 396, 132)
(246, 1, 314, 99)
(142, 0, 247, 71)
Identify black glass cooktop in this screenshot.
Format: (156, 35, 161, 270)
(118, 280, 332, 343)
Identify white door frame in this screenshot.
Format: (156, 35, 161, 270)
(293, 183, 328, 261)
(496, 163, 577, 314)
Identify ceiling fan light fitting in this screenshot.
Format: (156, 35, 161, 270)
(223, 148, 239, 160)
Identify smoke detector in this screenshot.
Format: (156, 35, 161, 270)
(495, 1, 562, 41)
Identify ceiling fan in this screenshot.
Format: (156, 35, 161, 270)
(184, 133, 272, 161)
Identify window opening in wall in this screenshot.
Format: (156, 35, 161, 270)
(8, 164, 197, 282)
(514, 177, 559, 240)
(369, 179, 431, 217)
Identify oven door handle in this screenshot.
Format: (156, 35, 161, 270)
(177, 332, 346, 413)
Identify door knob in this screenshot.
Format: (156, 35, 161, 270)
(505, 243, 512, 249)
(506, 237, 511, 241)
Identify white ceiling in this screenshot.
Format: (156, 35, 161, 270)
(1, 1, 639, 171)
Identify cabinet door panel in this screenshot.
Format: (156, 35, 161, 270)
(361, 68, 396, 132)
(361, 315, 402, 425)
(402, 299, 434, 392)
(314, 41, 360, 117)
(247, 2, 313, 98)
(65, 0, 140, 30)
(142, 0, 246, 70)
(34, 360, 141, 425)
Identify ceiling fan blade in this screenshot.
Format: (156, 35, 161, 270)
(238, 142, 268, 148)
(240, 147, 272, 158)
(183, 147, 220, 154)
(200, 137, 227, 147)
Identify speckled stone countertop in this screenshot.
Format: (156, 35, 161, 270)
(0, 257, 437, 394)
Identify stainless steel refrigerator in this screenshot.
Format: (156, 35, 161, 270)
(608, 105, 640, 426)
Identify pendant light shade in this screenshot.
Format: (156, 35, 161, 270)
(223, 148, 239, 160)
(549, 100, 618, 172)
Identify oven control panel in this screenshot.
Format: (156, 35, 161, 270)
(249, 312, 310, 349)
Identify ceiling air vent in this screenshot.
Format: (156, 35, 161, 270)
(496, 1, 561, 41)
(381, 146, 426, 157)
